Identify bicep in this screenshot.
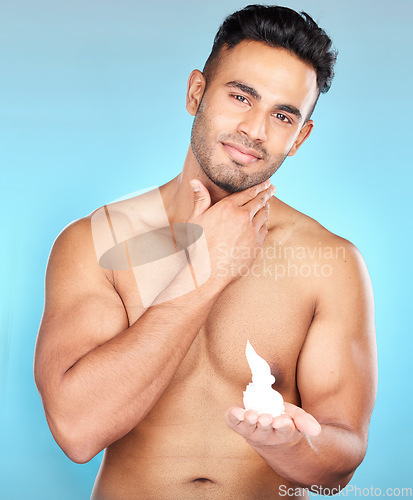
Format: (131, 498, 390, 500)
(297, 242, 377, 440)
(34, 218, 129, 395)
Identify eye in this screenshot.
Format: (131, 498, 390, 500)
(274, 113, 290, 123)
(231, 94, 249, 105)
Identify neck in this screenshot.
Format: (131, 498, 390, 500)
(160, 146, 232, 223)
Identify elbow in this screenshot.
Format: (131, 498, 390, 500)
(34, 372, 105, 464)
(300, 470, 355, 496)
(318, 471, 356, 495)
(58, 426, 101, 464)
(61, 440, 98, 465)
(63, 448, 95, 465)
(36, 380, 103, 464)
(298, 433, 367, 494)
(46, 411, 102, 464)
(316, 445, 367, 494)
(67, 452, 96, 465)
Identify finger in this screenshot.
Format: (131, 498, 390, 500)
(244, 410, 259, 429)
(188, 179, 211, 220)
(244, 184, 276, 220)
(229, 179, 272, 206)
(256, 413, 274, 433)
(283, 403, 322, 436)
(225, 407, 246, 427)
(272, 414, 297, 439)
(252, 203, 270, 229)
(258, 223, 268, 244)
(295, 413, 321, 436)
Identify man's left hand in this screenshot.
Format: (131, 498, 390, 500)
(225, 402, 321, 448)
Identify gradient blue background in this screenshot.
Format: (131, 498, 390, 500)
(1, 0, 412, 498)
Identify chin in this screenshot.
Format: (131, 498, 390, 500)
(213, 181, 255, 194)
(200, 160, 271, 194)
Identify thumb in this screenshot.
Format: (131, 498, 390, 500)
(189, 179, 211, 220)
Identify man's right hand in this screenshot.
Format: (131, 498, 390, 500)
(188, 179, 276, 284)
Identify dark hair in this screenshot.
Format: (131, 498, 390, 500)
(203, 4, 338, 98)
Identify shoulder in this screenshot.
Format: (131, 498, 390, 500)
(47, 215, 106, 291)
(50, 187, 169, 275)
(53, 190, 153, 257)
(50, 216, 94, 262)
(269, 197, 372, 293)
(47, 196, 136, 282)
(91, 187, 170, 245)
(271, 196, 364, 256)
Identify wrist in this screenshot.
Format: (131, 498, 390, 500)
(200, 273, 232, 298)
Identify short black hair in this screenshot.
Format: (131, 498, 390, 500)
(203, 4, 337, 100)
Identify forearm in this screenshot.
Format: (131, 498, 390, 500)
(254, 424, 365, 489)
(47, 277, 224, 463)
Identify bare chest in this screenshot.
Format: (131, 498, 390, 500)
(113, 256, 315, 397)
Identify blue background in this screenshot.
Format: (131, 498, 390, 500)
(1, 0, 412, 498)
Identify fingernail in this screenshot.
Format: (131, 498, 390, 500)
(273, 417, 291, 431)
(189, 180, 200, 192)
(231, 408, 245, 423)
(308, 421, 322, 436)
(259, 415, 273, 427)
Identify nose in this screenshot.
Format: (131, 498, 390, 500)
(237, 109, 267, 143)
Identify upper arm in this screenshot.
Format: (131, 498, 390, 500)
(297, 239, 377, 444)
(34, 216, 129, 402)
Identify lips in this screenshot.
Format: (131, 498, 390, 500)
(222, 142, 262, 164)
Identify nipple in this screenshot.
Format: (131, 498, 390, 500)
(243, 340, 285, 417)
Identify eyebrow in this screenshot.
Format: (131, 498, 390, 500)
(275, 104, 302, 121)
(225, 81, 261, 100)
(225, 80, 303, 121)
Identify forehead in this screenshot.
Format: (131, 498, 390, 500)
(212, 40, 318, 111)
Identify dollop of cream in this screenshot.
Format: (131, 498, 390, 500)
(243, 340, 285, 417)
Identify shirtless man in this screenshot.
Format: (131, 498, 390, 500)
(34, 5, 377, 499)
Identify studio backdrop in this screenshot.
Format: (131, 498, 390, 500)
(1, 0, 412, 498)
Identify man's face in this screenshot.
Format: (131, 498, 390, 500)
(189, 41, 318, 193)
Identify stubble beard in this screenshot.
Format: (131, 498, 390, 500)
(190, 101, 289, 193)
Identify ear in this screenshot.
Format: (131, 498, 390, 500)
(288, 120, 314, 157)
(186, 70, 206, 116)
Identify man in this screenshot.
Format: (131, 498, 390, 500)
(34, 5, 377, 499)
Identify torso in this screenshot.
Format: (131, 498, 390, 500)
(90, 186, 334, 499)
